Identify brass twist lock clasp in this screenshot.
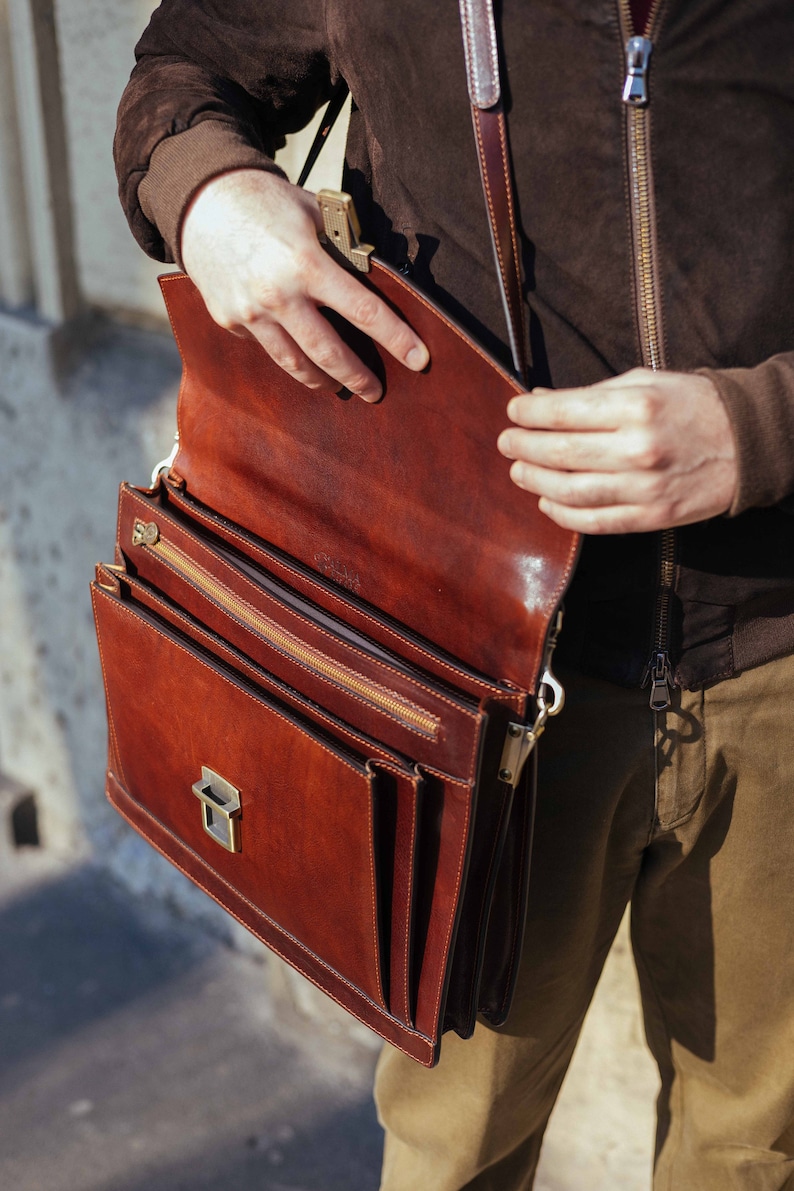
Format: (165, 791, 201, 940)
(192, 766, 242, 853)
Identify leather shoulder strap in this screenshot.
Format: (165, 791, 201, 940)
(460, 0, 529, 382)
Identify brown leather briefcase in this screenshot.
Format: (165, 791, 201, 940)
(92, 257, 577, 1066)
(91, 0, 579, 1066)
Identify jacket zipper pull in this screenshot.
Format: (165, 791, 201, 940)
(643, 650, 673, 711)
(623, 36, 653, 107)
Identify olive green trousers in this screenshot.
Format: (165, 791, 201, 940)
(376, 654, 794, 1190)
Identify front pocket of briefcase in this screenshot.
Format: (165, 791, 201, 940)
(97, 565, 426, 1027)
(92, 582, 393, 1013)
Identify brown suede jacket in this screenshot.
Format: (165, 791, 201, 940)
(114, 0, 794, 692)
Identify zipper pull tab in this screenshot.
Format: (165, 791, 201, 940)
(643, 650, 673, 711)
(132, 520, 160, 547)
(623, 36, 653, 107)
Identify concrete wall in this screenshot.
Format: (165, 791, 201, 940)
(56, 0, 347, 323)
(0, 0, 181, 892)
(2, 0, 347, 320)
(55, 0, 167, 321)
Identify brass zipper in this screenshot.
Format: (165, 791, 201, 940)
(619, 0, 675, 711)
(131, 520, 440, 738)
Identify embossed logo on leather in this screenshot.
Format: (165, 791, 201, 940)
(314, 552, 361, 594)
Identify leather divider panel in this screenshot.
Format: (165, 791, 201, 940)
(410, 769, 475, 1043)
(93, 583, 390, 1013)
(434, 692, 521, 1037)
(157, 482, 528, 716)
(477, 750, 536, 1026)
(117, 485, 484, 779)
(159, 268, 579, 692)
(442, 772, 515, 1037)
(370, 757, 421, 1030)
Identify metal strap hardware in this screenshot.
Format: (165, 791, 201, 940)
(459, 0, 501, 109)
(192, 766, 242, 853)
(316, 189, 374, 273)
(498, 606, 566, 788)
(498, 668, 565, 790)
(150, 433, 180, 487)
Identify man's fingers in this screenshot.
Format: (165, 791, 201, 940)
(507, 377, 659, 431)
(498, 369, 736, 530)
(282, 302, 385, 401)
(508, 462, 667, 508)
(180, 170, 431, 390)
(497, 427, 663, 472)
(246, 319, 338, 392)
(507, 391, 625, 431)
(536, 498, 665, 535)
(311, 257, 429, 373)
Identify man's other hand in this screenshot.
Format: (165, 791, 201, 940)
(180, 169, 429, 402)
(497, 369, 738, 534)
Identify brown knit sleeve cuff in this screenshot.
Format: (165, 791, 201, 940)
(698, 353, 794, 516)
(138, 120, 288, 266)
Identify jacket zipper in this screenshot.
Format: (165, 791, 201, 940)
(131, 519, 440, 738)
(619, 0, 675, 711)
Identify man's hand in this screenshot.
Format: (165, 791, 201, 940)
(497, 369, 738, 534)
(180, 169, 429, 402)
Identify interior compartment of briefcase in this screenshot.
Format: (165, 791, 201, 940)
(91, 575, 424, 1023)
(116, 484, 494, 777)
(155, 480, 529, 718)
